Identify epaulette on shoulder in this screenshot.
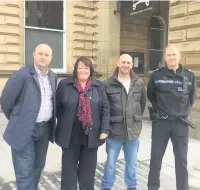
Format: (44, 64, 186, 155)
(185, 68, 193, 73)
(154, 67, 164, 72)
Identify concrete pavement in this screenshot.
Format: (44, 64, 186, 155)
(0, 113, 200, 189)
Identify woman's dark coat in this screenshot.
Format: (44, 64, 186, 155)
(55, 78, 110, 148)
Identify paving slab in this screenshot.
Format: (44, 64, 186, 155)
(0, 114, 200, 189)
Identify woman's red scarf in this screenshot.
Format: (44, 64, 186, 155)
(77, 80, 93, 134)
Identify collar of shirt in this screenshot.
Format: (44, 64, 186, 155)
(164, 64, 183, 76)
(117, 76, 131, 84)
(118, 76, 130, 94)
(34, 64, 49, 76)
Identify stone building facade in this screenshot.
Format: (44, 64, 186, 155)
(169, 1, 200, 111)
(0, 1, 199, 113)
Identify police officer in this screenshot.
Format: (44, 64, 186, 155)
(147, 45, 196, 190)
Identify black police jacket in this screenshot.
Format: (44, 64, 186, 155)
(147, 64, 196, 117)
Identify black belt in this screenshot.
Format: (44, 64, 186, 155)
(166, 116, 177, 121)
(167, 115, 187, 121)
(36, 120, 50, 126)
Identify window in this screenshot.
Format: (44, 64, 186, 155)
(149, 16, 166, 71)
(25, 1, 66, 73)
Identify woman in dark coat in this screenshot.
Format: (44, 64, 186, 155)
(55, 56, 110, 190)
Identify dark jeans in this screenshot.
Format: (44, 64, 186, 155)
(11, 122, 50, 190)
(61, 144, 98, 190)
(148, 119, 189, 190)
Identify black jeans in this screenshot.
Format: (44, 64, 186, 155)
(61, 144, 98, 190)
(11, 121, 50, 190)
(148, 119, 189, 190)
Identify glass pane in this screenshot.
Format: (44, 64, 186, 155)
(149, 50, 163, 71)
(150, 29, 164, 50)
(151, 17, 161, 28)
(25, 1, 63, 30)
(25, 28, 63, 69)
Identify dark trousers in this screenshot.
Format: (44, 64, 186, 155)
(11, 122, 50, 190)
(61, 144, 98, 190)
(148, 119, 189, 190)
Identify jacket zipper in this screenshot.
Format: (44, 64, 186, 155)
(124, 87, 129, 139)
(172, 73, 176, 116)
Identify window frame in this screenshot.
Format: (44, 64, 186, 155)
(24, 0, 67, 73)
(148, 16, 166, 73)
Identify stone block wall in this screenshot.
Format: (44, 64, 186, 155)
(0, 0, 23, 93)
(68, 1, 120, 80)
(169, 1, 200, 111)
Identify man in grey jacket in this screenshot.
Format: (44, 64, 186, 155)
(101, 54, 146, 190)
(1, 44, 57, 190)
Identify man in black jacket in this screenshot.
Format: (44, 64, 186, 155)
(101, 54, 146, 190)
(147, 45, 196, 190)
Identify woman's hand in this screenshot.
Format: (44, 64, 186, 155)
(100, 133, 108, 140)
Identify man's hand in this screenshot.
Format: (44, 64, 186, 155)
(100, 133, 108, 140)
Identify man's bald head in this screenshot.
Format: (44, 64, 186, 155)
(164, 44, 181, 70)
(119, 54, 133, 63)
(117, 53, 133, 76)
(33, 44, 53, 72)
(34, 44, 52, 56)
(164, 44, 181, 56)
